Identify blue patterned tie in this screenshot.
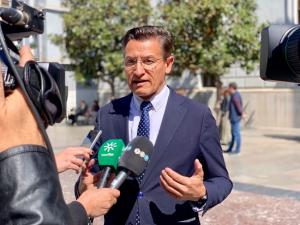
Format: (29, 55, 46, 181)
(137, 101, 152, 138)
(135, 101, 152, 225)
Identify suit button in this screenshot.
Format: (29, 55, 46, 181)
(137, 191, 144, 199)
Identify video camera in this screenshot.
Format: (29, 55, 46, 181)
(0, 0, 66, 126)
(260, 25, 300, 84)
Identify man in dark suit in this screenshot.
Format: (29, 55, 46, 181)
(77, 25, 232, 225)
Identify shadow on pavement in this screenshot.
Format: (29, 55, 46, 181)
(234, 182, 300, 201)
(264, 134, 300, 143)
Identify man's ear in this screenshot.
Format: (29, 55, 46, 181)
(165, 55, 174, 74)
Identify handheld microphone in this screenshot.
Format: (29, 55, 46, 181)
(110, 136, 154, 189)
(81, 129, 103, 151)
(97, 139, 125, 188)
(79, 129, 102, 165)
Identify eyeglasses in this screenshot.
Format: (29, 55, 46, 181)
(124, 57, 164, 70)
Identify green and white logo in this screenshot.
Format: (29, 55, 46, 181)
(98, 139, 125, 170)
(103, 141, 118, 152)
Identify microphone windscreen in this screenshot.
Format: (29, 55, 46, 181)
(118, 136, 154, 176)
(98, 139, 125, 170)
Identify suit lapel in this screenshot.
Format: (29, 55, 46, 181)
(141, 90, 187, 187)
(109, 94, 132, 144)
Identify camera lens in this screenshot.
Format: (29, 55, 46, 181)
(284, 26, 300, 80)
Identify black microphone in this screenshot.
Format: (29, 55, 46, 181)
(110, 136, 154, 189)
(0, 8, 29, 26)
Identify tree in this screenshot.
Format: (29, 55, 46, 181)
(53, 0, 152, 97)
(157, 0, 261, 86)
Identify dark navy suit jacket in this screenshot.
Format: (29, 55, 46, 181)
(94, 89, 232, 225)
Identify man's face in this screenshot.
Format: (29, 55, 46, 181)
(228, 86, 235, 94)
(124, 38, 174, 100)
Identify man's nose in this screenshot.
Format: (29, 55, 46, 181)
(133, 61, 146, 75)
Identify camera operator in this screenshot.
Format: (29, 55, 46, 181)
(0, 46, 120, 225)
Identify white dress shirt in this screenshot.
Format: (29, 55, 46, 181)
(128, 85, 170, 145)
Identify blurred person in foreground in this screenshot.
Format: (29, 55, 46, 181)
(0, 46, 119, 225)
(77, 25, 232, 225)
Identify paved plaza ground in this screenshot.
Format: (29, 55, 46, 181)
(47, 125, 300, 225)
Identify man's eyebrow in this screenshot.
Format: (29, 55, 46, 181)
(142, 56, 158, 58)
(125, 55, 158, 58)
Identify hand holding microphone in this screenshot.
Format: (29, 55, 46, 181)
(54, 129, 102, 174)
(55, 147, 93, 173)
(79, 136, 153, 196)
(77, 129, 103, 194)
(78, 136, 153, 225)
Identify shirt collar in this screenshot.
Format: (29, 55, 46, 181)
(133, 85, 169, 112)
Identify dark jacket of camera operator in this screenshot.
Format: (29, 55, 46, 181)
(0, 145, 88, 225)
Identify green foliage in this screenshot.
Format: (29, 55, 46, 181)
(55, 0, 261, 90)
(54, 0, 152, 96)
(157, 0, 261, 86)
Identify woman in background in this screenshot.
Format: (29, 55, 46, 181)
(219, 89, 231, 146)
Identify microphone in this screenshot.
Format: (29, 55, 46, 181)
(79, 129, 102, 166)
(97, 139, 125, 188)
(81, 129, 103, 150)
(110, 136, 154, 189)
(0, 8, 29, 26)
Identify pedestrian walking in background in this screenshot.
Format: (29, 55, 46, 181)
(225, 82, 244, 154)
(89, 99, 100, 121)
(91, 100, 100, 113)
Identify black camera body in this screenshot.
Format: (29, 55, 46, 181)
(260, 25, 300, 84)
(0, 0, 67, 125)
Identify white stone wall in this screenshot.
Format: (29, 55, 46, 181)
(187, 87, 300, 129)
(239, 88, 300, 128)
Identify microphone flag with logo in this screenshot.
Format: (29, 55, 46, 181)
(110, 136, 154, 189)
(97, 139, 125, 188)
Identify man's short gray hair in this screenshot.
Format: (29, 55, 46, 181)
(122, 25, 173, 58)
